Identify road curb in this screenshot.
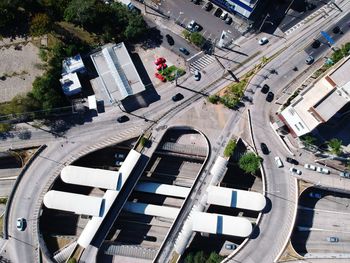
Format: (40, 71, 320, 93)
(269, 122, 294, 156)
(2, 144, 47, 239)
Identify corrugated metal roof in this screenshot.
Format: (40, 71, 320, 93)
(123, 202, 179, 219)
(134, 182, 190, 198)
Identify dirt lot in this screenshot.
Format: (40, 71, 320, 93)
(0, 40, 44, 103)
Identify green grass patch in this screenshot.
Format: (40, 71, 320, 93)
(160, 65, 186, 81)
(56, 21, 97, 45)
(0, 215, 3, 237)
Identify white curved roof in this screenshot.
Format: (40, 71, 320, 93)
(210, 156, 228, 184)
(43, 190, 103, 217)
(61, 166, 119, 190)
(134, 182, 190, 198)
(207, 186, 266, 211)
(77, 150, 141, 248)
(191, 211, 252, 237)
(123, 202, 179, 219)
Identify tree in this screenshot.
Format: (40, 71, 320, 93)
(190, 32, 205, 47)
(300, 134, 316, 146)
(208, 95, 220, 104)
(184, 252, 194, 263)
(30, 13, 52, 36)
(206, 252, 223, 263)
(327, 138, 342, 156)
(238, 152, 262, 175)
(193, 251, 206, 263)
(224, 139, 237, 157)
(64, 0, 96, 28)
(124, 14, 147, 40)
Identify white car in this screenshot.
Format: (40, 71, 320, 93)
(220, 11, 228, 20)
(304, 163, 316, 171)
(316, 166, 330, 174)
(259, 37, 268, 45)
(194, 70, 201, 81)
(290, 167, 302, 175)
(309, 192, 322, 199)
(16, 218, 25, 231)
(115, 161, 124, 167)
(114, 153, 125, 159)
(187, 20, 196, 30)
(274, 156, 283, 168)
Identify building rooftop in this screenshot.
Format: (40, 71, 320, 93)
(90, 42, 145, 102)
(59, 72, 82, 96)
(62, 54, 85, 74)
(281, 56, 350, 137)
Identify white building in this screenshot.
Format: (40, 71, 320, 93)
(280, 56, 350, 137)
(59, 72, 82, 96)
(90, 42, 145, 103)
(62, 54, 85, 74)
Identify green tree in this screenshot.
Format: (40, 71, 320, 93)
(182, 30, 191, 40)
(224, 139, 237, 158)
(300, 134, 316, 146)
(327, 138, 342, 156)
(193, 251, 206, 263)
(206, 252, 223, 263)
(190, 32, 205, 47)
(238, 152, 262, 175)
(184, 252, 194, 263)
(208, 95, 220, 104)
(30, 13, 52, 36)
(124, 14, 146, 40)
(0, 123, 13, 133)
(64, 0, 96, 28)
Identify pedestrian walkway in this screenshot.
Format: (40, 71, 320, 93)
(189, 55, 216, 74)
(104, 244, 157, 260)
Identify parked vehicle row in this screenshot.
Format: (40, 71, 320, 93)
(304, 163, 330, 174)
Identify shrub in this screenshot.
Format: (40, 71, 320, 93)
(208, 95, 220, 104)
(238, 152, 262, 175)
(30, 13, 52, 36)
(190, 32, 205, 47)
(224, 139, 237, 157)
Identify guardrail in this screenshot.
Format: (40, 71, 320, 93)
(2, 144, 47, 239)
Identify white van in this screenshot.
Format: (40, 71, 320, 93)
(220, 11, 228, 20)
(274, 156, 283, 168)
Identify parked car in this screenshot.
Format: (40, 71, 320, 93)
(225, 16, 233, 25)
(327, 236, 339, 242)
(312, 40, 321, 48)
(194, 70, 201, 81)
(155, 72, 166, 82)
(266, 91, 274, 102)
(115, 160, 124, 166)
(225, 243, 237, 250)
(214, 8, 223, 17)
(154, 57, 166, 65)
(286, 157, 299, 165)
(309, 192, 322, 199)
(274, 156, 283, 168)
(290, 167, 302, 175)
(204, 2, 213, 11)
(261, 143, 269, 155)
(187, 20, 196, 30)
(156, 63, 167, 71)
(192, 24, 202, 32)
(259, 37, 268, 45)
(172, 93, 184, 102)
(117, 115, 129, 123)
(340, 171, 350, 178)
(261, 84, 270, 94)
(305, 55, 314, 65)
(316, 166, 330, 174)
(179, 47, 190, 55)
(220, 11, 228, 20)
(115, 153, 125, 159)
(16, 218, 26, 231)
(332, 26, 341, 34)
(165, 34, 174, 45)
(304, 163, 316, 171)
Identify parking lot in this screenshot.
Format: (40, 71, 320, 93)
(292, 188, 350, 256)
(157, 0, 243, 42)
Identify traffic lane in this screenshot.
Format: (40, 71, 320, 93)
(159, 0, 240, 40)
(305, 12, 350, 57)
(300, 190, 350, 212)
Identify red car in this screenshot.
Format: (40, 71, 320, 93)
(154, 57, 166, 65)
(156, 63, 167, 71)
(155, 72, 166, 82)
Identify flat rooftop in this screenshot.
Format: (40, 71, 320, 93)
(90, 42, 145, 102)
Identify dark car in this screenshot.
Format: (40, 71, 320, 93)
(332, 26, 341, 34)
(312, 40, 321, 48)
(172, 93, 184, 102)
(117, 115, 129, 123)
(261, 84, 270, 94)
(214, 8, 223, 17)
(225, 16, 233, 25)
(179, 47, 190, 55)
(286, 157, 299, 165)
(204, 2, 213, 11)
(192, 0, 200, 4)
(261, 143, 269, 155)
(266, 91, 274, 102)
(165, 34, 174, 45)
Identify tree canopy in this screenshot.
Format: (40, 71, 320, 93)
(238, 152, 262, 175)
(327, 138, 342, 156)
(30, 13, 52, 36)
